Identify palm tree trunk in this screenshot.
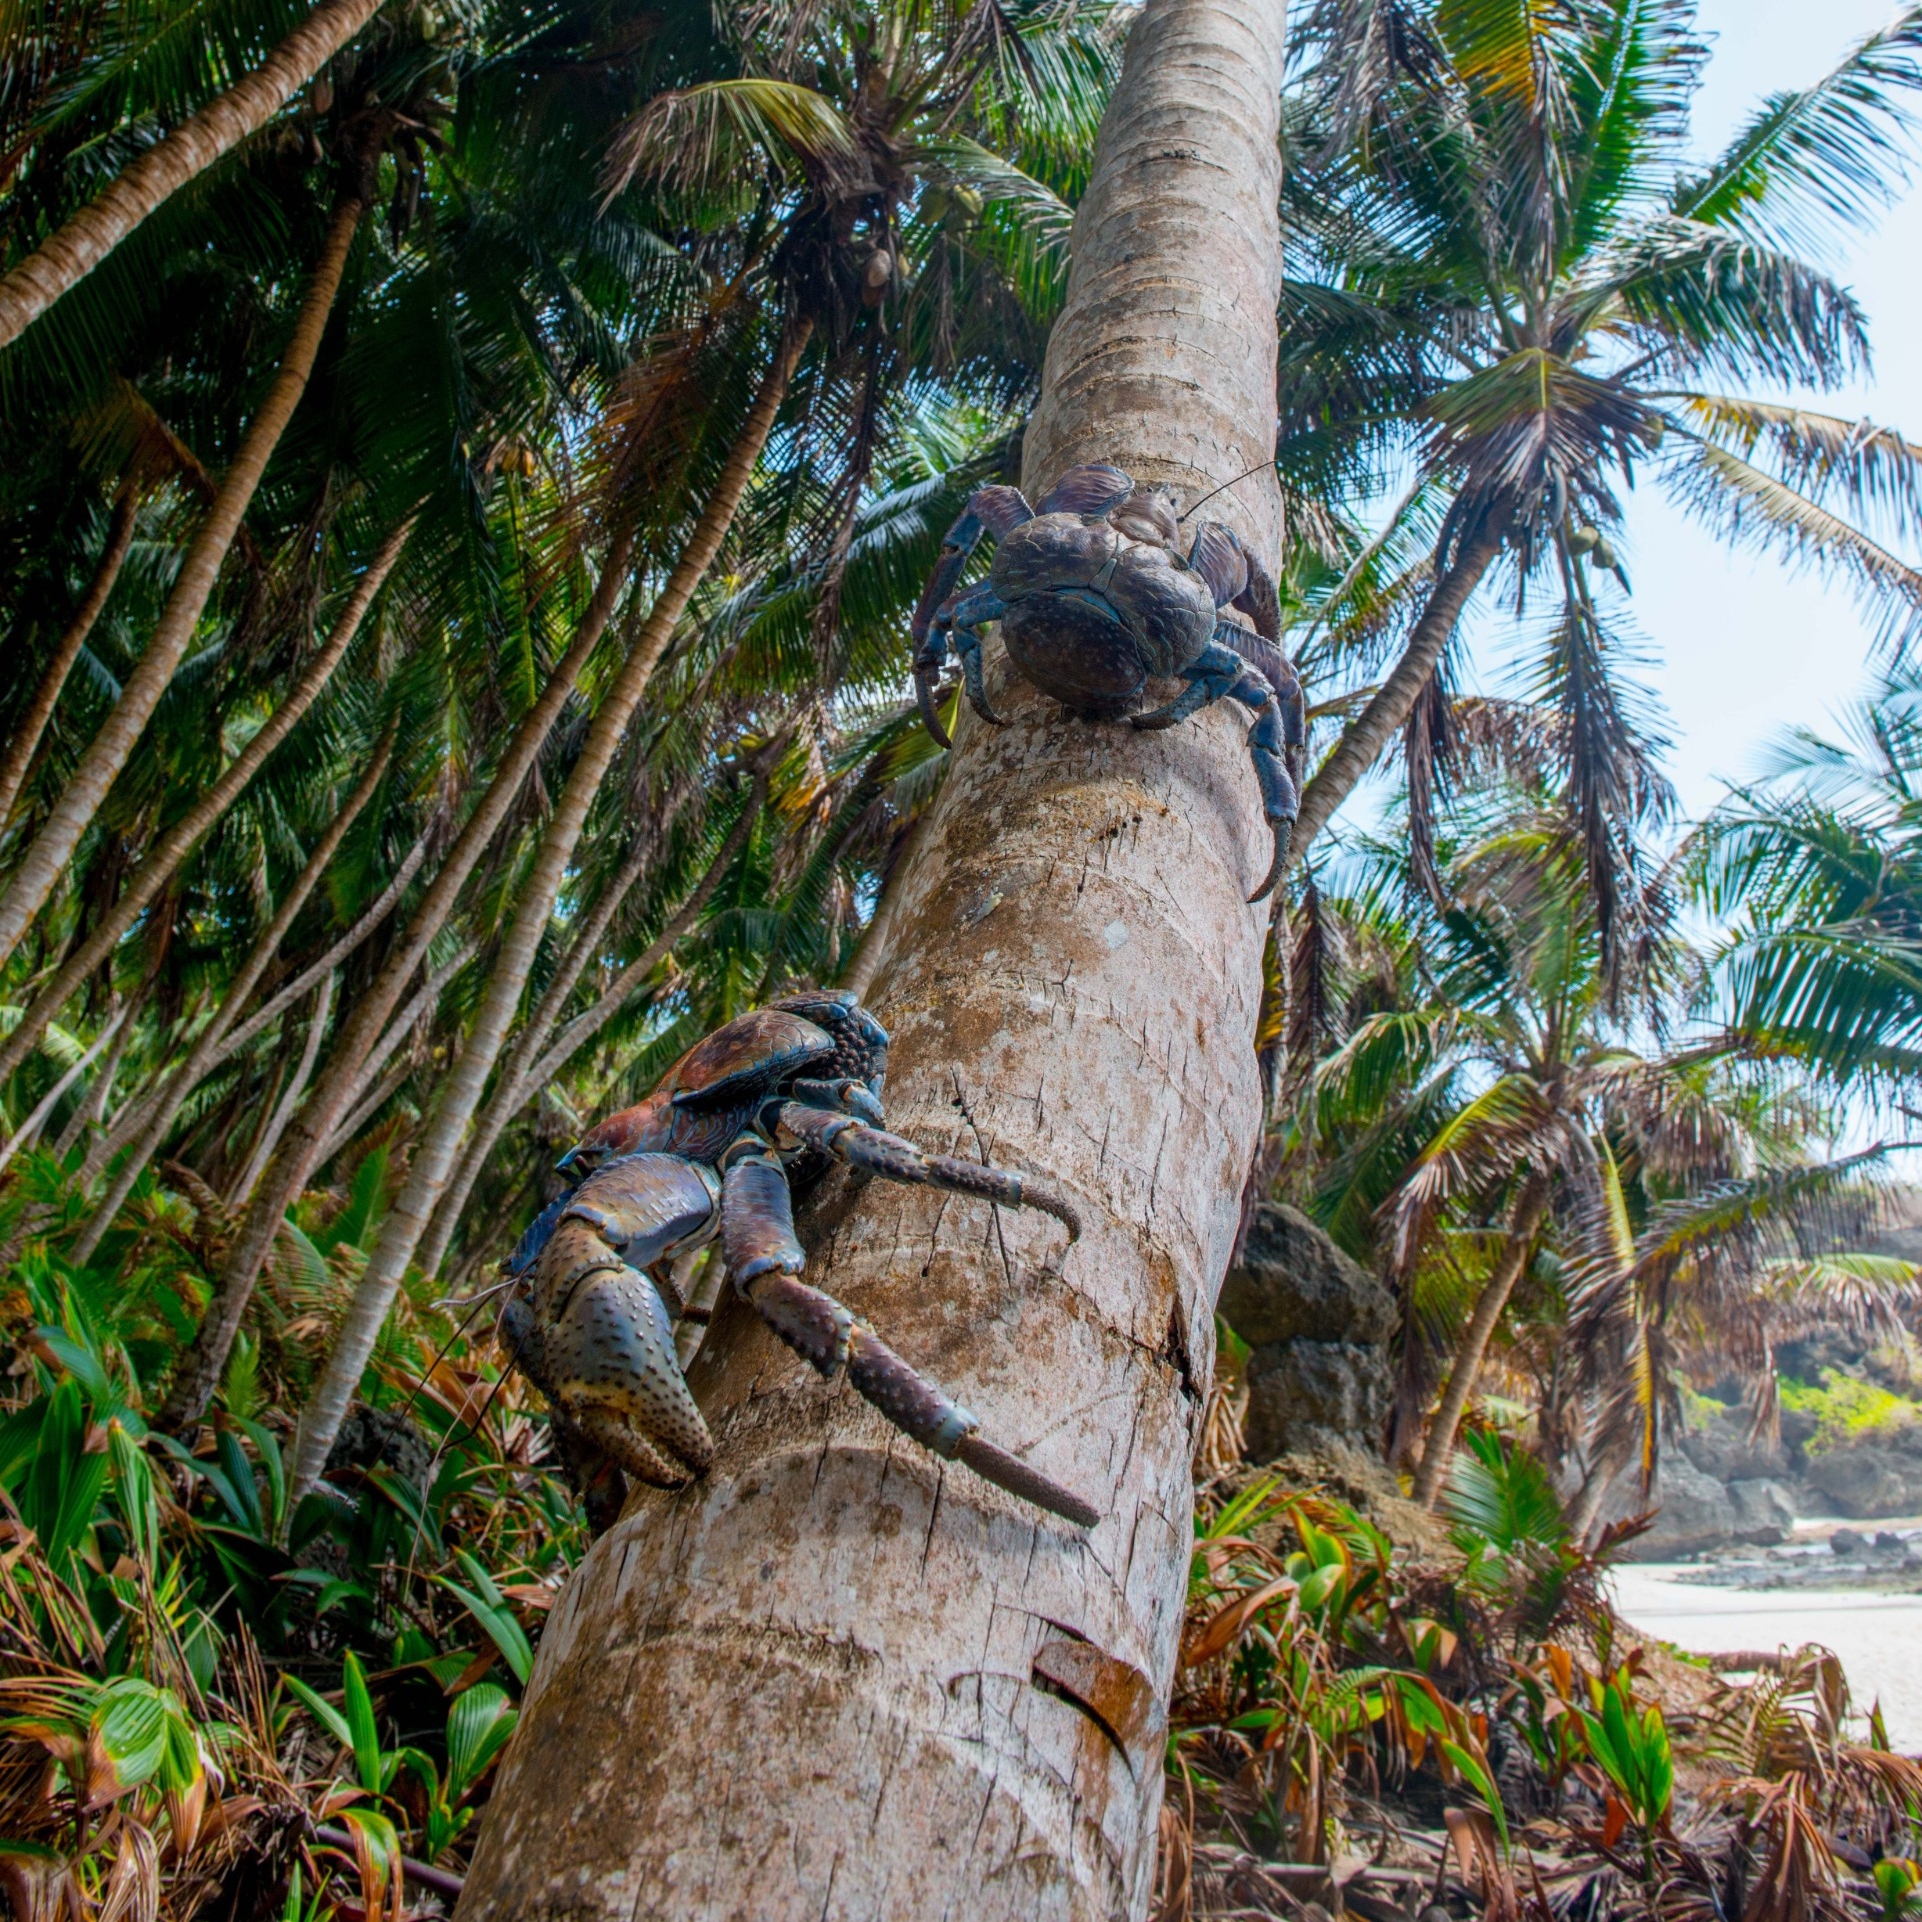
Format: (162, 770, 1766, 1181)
(0, 480, 139, 834)
(0, 0, 387, 349)
(0, 1009, 127, 1180)
(52, 984, 144, 1160)
(227, 974, 335, 1206)
(840, 810, 928, 1002)
(0, 520, 408, 1090)
(290, 321, 810, 1508)
(1288, 509, 1509, 862)
(411, 779, 763, 1284)
(71, 740, 390, 1261)
(1410, 1176, 1550, 1510)
(457, 6, 1285, 1914)
(157, 525, 636, 1432)
(0, 194, 364, 972)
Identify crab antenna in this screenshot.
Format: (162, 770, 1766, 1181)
(1176, 456, 1281, 523)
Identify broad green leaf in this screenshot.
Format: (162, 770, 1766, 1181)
(446, 1684, 518, 1800)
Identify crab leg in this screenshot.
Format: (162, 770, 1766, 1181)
(719, 1149, 1100, 1527)
(773, 1102, 1081, 1242)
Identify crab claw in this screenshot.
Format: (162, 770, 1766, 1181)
(915, 664, 953, 749)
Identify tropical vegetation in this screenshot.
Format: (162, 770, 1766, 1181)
(6, 0, 1922, 1914)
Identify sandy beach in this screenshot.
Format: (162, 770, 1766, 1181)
(1611, 1562, 1922, 1752)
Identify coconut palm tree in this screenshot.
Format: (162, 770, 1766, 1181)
(1276, 0, 1922, 969)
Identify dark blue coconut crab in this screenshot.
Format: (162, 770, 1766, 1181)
(496, 991, 1096, 1533)
(910, 462, 1308, 900)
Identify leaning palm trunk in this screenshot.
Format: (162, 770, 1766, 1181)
(0, 1010, 126, 1179)
(71, 742, 391, 1261)
(290, 322, 810, 1508)
(410, 778, 764, 1285)
(458, 5, 1284, 1913)
(0, 521, 408, 1090)
(1289, 507, 1508, 861)
(1410, 1176, 1551, 1509)
(0, 480, 139, 833)
(227, 974, 336, 1206)
(157, 525, 637, 1431)
(0, 0, 387, 349)
(0, 194, 364, 973)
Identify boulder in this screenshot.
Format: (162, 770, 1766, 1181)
(1219, 1205, 1397, 1348)
(1725, 1479, 1796, 1546)
(1681, 1406, 1800, 1483)
(1615, 1455, 1737, 1561)
(1245, 1340, 1392, 1462)
(1806, 1443, 1922, 1519)
(1221, 1204, 1397, 1461)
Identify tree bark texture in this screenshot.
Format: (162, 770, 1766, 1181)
(0, 0, 386, 349)
(289, 321, 810, 1508)
(72, 741, 391, 1261)
(1410, 1175, 1549, 1510)
(0, 520, 407, 1090)
(0, 194, 364, 973)
(159, 519, 641, 1430)
(1288, 511, 1507, 862)
(0, 480, 139, 834)
(457, 6, 1285, 1916)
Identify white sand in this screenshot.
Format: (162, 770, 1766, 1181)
(1610, 1563, 1922, 1752)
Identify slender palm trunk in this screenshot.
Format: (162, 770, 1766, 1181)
(0, 1010, 126, 1179)
(71, 742, 390, 1261)
(157, 526, 636, 1432)
(228, 974, 335, 1206)
(1288, 510, 1508, 862)
(458, 6, 1284, 1913)
(0, 521, 407, 1091)
(52, 985, 144, 1160)
(0, 0, 387, 349)
(1410, 1176, 1550, 1510)
(0, 195, 364, 973)
(290, 323, 810, 1508)
(412, 779, 762, 1284)
(840, 811, 928, 1001)
(0, 481, 139, 834)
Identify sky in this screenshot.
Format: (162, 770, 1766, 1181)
(1452, 0, 1922, 825)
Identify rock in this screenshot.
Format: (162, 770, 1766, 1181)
(1219, 1205, 1397, 1347)
(1831, 1527, 1866, 1555)
(1245, 1340, 1391, 1462)
(1221, 1204, 1397, 1463)
(1681, 1406, 1800, 1483)
(1726, 1479, 1796, 1545)
(1807, 1444, 1922, 1519)
(1876, 1531, 1906, 1551)
(1615, 1455, 1737, 1561)
(323, 1402, 433, 1492)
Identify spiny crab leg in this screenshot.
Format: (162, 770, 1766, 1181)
(773, 1101, 1082, 1244)
(720, 1147, 1100, 1528)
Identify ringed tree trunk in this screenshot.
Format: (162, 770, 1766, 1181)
(157, 525, 639, 1432)
(0, 193, 364, 973)
(409, 774, 766, 1286)
(1410, 1174, 1550, 1510)
(1288, 506, 1509, 863)
(71, 738, 392, 1262)
(457, 5, 1284, 1916)
(289, 321, 811, 1508)
(0, 479, 140, 834)
(0, 0, 387, 349)
(0, 520, 409, 1093)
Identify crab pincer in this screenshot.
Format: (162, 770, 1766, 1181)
(496, 993, 1101, 1534)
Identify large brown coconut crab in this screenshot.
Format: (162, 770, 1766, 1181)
(497, 991, 1095, 1533)
(911, 462, 1308, 900)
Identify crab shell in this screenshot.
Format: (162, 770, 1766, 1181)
(564, 991, 889, 1172)
(992, 512, 1220, 720)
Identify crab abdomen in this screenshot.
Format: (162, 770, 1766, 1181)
(993, 514, 1217, 715)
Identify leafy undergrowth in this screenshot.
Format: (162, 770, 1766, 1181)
(0, 1157, 581, 1922)
(1156, 1433, 1922, 1922)
(1780, 1372, 1922, 1456)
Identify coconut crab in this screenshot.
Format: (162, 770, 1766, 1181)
(911, 462, 1308, 900)
(496, 991, 1097, 1533)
